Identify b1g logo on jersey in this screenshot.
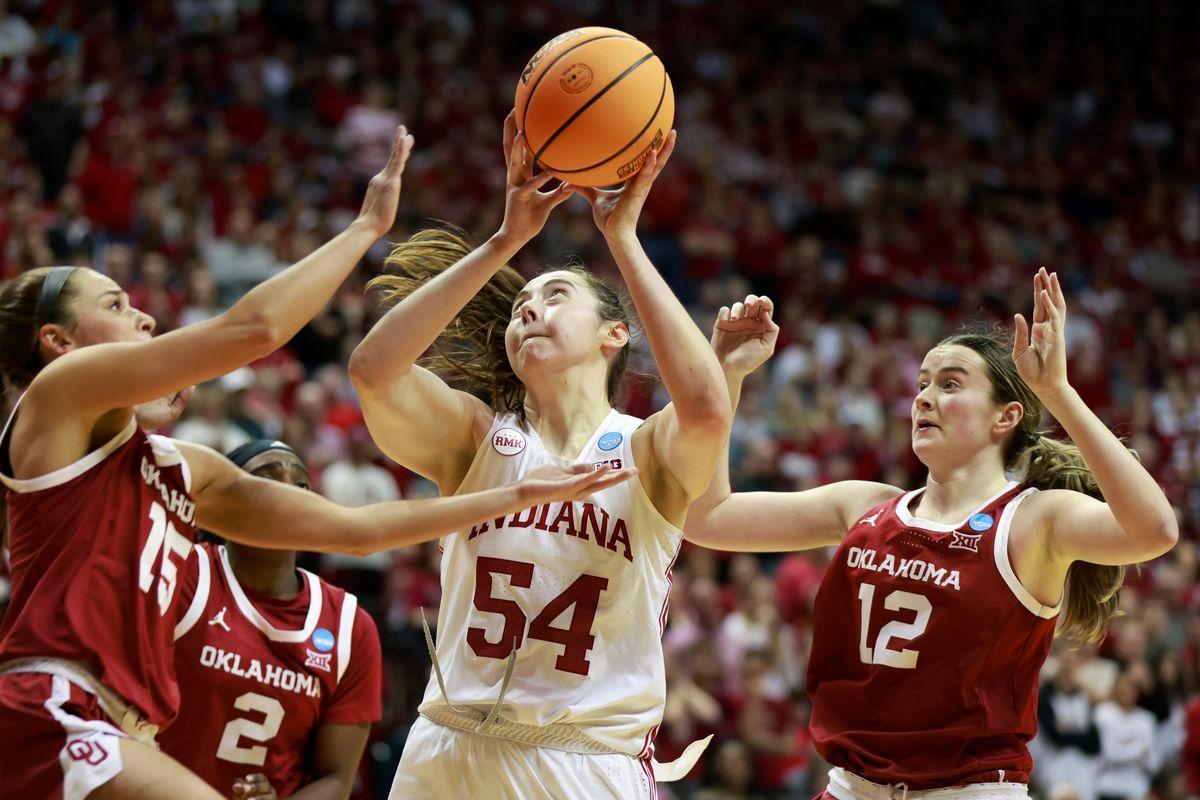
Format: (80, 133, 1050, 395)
(597, 431, 623, 451)
(493, 428, 527, 456)
(311, 628, 335, 652)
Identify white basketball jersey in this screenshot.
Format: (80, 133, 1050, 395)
(419, 409, 683, 758)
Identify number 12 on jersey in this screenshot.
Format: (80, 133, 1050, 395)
(857, 582, 932, 669)
(469, 556, 608, 676)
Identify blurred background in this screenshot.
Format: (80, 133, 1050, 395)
(0, 1, 1198, 798)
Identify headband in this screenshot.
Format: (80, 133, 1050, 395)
(37, 266, 78, 328)
(225, 439, 302, 469)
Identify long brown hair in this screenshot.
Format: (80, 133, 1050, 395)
(368, 225, 635, 426)
(0, 266, 82, 392)
(941, 332, 1124, 643)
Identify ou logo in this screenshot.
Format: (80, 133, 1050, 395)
(67, 739, 110, 766)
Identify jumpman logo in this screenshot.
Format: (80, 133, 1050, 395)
(208, 607, 231, 632)
(859, 510, 883, 527)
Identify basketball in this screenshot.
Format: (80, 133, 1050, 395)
(515, 27, 675, 187)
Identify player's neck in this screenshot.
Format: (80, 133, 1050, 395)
(225, 544, 302, 599)
(915, 463, 1011, 524)
(523, 379, 612, 459)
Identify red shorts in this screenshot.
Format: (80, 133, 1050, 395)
(0, 671, 129, 800)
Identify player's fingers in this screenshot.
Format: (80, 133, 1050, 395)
(507, 131, 525, 187)
(758, 295, 775, 316)
(503, 111, 516, 159)
(730, 301, 745, 320)
(650, 130, 676, 179)
(1012, 314, 1029, 357)
(519, 171, 556, 195)
(383, 125, 412, 177)
(744, 294, 760, 318)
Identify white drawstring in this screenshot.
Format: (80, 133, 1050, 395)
(421, 609, 518, 733)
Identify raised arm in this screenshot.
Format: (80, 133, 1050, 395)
(348, 112, 574, 489)
(572, 133, 731, 514)
(180, 441, 636, 556)
(684, 295, 901, 551)
(1014, 268, 1177, 566)
(30, 128, 414, 422)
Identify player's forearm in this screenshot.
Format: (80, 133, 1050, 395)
(342, 485, 532, 555)
(1041, 386, 1177, 551)
(683, 375, 741, 542)
(349, 233, 522, 388)
(605, 232, 729, 429)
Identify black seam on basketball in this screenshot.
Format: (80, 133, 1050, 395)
(532, 52, 657, 166)
(538, 67, 666, 175)
(519, 34, 635, 133)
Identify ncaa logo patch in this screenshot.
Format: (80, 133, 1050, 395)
(305, 650, 332, 672)
(597, 431, 623, 451)
(492, 427, 527, 456)
(312, 627, 335, 652)
(969, 513, 994, 532)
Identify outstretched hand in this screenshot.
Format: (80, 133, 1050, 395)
(356, 125, 415, 238)
(570, 130, 677, 241)
(711, 294, 779, 378)
(1013, 267, 1070, 398)
(517, 462, 638, 506)
(497, 111, 576, 245)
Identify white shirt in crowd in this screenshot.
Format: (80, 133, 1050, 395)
(1094, 701, 1161, 799)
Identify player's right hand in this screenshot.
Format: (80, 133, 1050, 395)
(497, 110, 575, 245)
(516, 462, 638, 505)
(711, 294, 779, 378)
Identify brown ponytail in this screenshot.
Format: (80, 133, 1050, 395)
(943, 332, 1124, 644)
(368, 226, 635, 425)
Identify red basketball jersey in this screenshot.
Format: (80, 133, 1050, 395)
(807, 481, 1059, 789)
(160, 543, 381, 797)
(0, 412, 197, 725)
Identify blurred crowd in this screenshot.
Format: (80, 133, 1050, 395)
(1, 0, 1198, 798)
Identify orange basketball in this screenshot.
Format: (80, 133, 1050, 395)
(515, 27, 675, 187)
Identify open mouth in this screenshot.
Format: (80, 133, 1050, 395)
(915, 421, 940, 432)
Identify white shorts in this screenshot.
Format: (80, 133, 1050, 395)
(389, 715, 656, 800)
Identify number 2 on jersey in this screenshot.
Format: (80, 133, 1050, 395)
(857, 582, 932, 669)
(216, 692, 284, 766)
(468, 556, 608, 676)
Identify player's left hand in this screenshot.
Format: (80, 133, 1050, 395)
(354, 125, 415, 239)
(134, 385, 195, 430)
(1012, 267, 1070, 399)
(231, 773, 278, 800)
(711, 294, 779, 378)
(569, 129, 676, 242)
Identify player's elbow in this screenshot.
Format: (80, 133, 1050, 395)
(1143, 515, 1179, 560)
(348, 343, 404, 392)
(678, 388, 732, 433)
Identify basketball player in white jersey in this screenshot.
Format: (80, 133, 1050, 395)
(349, 115, 730, 798)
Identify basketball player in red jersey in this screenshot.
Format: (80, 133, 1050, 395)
(162, 440, 381, 800)
(0, 128, 634, 800)
(688, 272, 1177, 798)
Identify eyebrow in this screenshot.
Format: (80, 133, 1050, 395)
(511, 278, 575, 310)
(918, 366, 970, 377)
